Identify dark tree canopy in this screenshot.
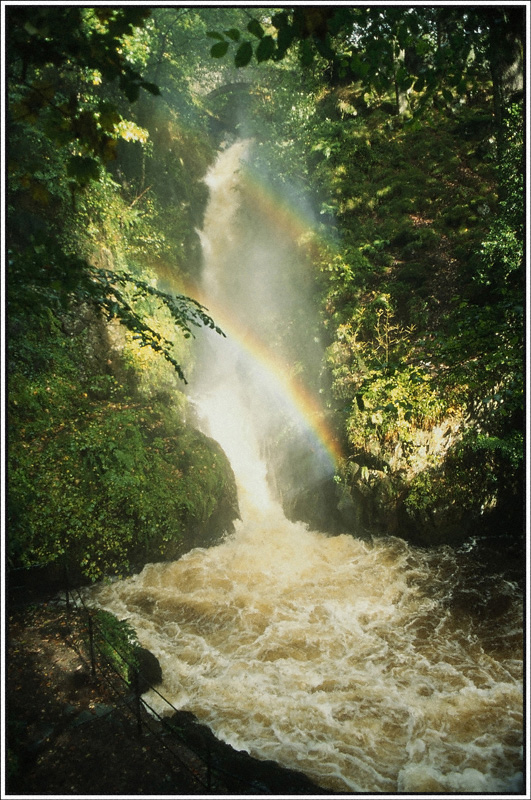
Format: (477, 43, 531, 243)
(7, 5, 224, 381)
(209, 5, 524, 145)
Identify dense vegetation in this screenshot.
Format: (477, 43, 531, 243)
(7, 7, 238, 581)
(7, 7, 524, 582)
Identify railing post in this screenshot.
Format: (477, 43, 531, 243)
(132, 668, 143, 736)
(88, 615, 96, 678)
(206, 744, 212, 791)
(63, 556, 70, 613)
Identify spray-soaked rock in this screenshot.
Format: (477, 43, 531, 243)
(164, 710, 331, 794)
(129, 647, 162, 694)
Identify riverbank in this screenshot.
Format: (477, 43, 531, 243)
(6, 601, 329, 796)
(6, 602, 202, 795)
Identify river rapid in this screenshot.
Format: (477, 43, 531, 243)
(88, 508, 523, 793)
(86, 142, 524, 794)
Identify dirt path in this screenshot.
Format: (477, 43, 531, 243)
(6, 601, 214, 795)
(6, 600, 329, 796)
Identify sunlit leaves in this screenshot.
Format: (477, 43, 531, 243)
(114, 119, 149, 143)
(85, 267, 225, 384)
(205, 6, 522, 133)
(8, 336, 235, 579)
(7, 6, 159, 185)
(311, 86, 522, 525)
(8, 224, 224, 383)
(7, 5, 223, 381)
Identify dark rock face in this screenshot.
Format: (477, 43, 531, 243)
(282, 475, 366, 536)
(277, 412, 523, 550)
(130, 647, 163, 694)
(164, 710, 332, 795)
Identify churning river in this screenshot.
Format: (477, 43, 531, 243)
(87, 143, 524, 794)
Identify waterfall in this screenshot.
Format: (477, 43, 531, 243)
(191, 138, 329, 519)
(86, 143, 523, 794)
(191, 139, 339, 522)
(191, 141, 276, 516)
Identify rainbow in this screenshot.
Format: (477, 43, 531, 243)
(240, 169, 318, 244)
(183, 285, 344, 472)
(238, 159, 339, 258)
(167, 141, 343, 471)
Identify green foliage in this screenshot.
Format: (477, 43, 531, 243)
(91, 268, 225, 384)
(301, 92, 522, 523)
(429, 101, 524, 432)
(478, 103, 524, 290)
(7, 4, 524, 574)
(7, 6, 159, 167)
(405, 430, 523, 520)
(351, 366, 446, 445)
(200, 7, 523, 534)
(90, 609, 139, 681)
(8, 238, 222, 385)
(432, 299, 523, 431)
(8, 307, 235, 580)
(7, 5, 221, 384)
(7, 7, 242, 583)
(209, 16, 273, 66)
(326, 292, 447, 452)
(207, 6, 523, 131)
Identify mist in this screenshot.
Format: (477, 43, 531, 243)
(190, 139, 337, 521)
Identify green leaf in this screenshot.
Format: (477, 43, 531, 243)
(274, 24, 295, 59)
(211, 41, 229, 58)
(224, 28, 241, 41)
(206, 30, 225, 40)
(397, 24, 409, 49)
(247, 18, 264, 39)
(300, 39, 314, 67)
(256, 35, 275, 62)
(395, 65, 408, 85)
(235, 41, 253, 67)
(66, 155, 100, 184)
(272, 11, 289, 30)
(350, 51, 369, 78)
(141, 81, 160, 96)
(442, 88, 453, 103)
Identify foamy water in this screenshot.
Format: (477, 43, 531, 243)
(86, 142, 523, 794)
(88, 512, 523, 793)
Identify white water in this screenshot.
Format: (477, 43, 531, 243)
(87, 143, 524, 794)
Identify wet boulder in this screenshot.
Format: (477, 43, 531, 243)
(129, 647, 162, 694)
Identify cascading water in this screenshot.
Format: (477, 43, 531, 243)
(87, 142, 523, 794)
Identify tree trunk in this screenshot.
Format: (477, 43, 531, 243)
(487, 8, 524, 158)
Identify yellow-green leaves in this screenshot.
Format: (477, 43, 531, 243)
(114, 119, 149, 143)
